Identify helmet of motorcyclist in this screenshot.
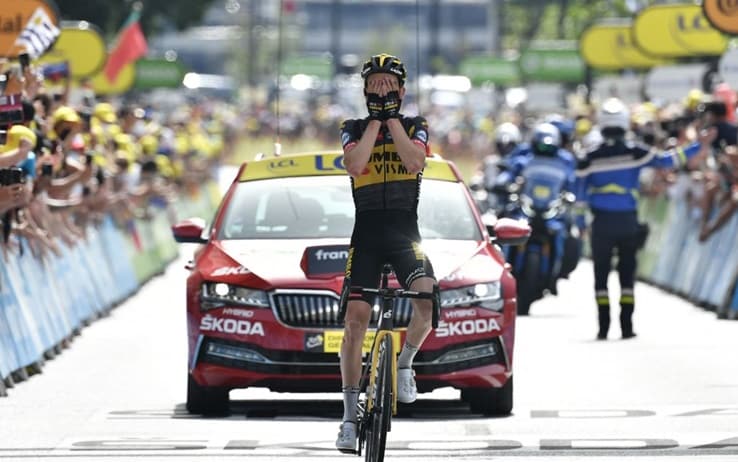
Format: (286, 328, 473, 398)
(494, 122, 521, 156)
(581, 128, 604, 153)
(598, 97, 630, 138)
(530, 122, 561, 156)
(361, 53, 407, 88)
(544, 114, 575, 147)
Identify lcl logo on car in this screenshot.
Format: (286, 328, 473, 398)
(268, 159, 298, 171)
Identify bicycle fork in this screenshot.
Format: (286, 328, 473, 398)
(366, 331, 397, 417)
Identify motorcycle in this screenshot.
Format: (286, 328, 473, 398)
(497, 159, 580, 315)
(469, 158, 516, 217)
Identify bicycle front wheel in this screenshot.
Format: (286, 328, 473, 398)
(365, 334, 393, 462)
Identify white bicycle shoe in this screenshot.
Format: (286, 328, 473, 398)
(397, 368, 417, 404)
(335, 421, 357, 453)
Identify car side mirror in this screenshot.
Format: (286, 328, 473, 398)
(490, 217, 530, 246)
(172, 218, 208, 244)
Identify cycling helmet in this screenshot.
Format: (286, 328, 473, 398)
(361, 53, 407, 87)
(598, 98, 630, 133)
(531, 122, 561, 156)
(494, 122, 521, 156)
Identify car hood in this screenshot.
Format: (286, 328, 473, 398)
(218, 238, 493, 284)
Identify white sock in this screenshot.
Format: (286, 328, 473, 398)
(341, 386, 360, 423)
(398, 342, 419, 369)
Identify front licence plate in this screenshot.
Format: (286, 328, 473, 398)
(323, 330, 401, 354)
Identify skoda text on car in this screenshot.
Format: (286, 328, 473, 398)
(173, 152, 529, 416)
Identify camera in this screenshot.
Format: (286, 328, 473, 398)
(0, 167, 26, 186)
(19, 53, 30, 71)
(0, 94, 24, 126)
(41, 164, 53, 177)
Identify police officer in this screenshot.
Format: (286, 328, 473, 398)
(576, 98, 706, 340)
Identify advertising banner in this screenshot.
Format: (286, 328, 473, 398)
(90, 62, 136, 95)
(519, 48, 585, 83)
(134, 58, 186, 89)
(459, 56, 519, 86)
(282, 55, 333, 80)
(633, 4, 727, 58)
(37, 21, 107, 79)
(703, 0, 738, 35)
(580, 21, 665, 71)
(0, 0, 59, 58)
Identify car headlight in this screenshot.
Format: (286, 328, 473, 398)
(200, 282, 270, 310)
(441, 282, 503, 311)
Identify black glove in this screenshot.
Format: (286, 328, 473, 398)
(383, 91, 401, 119)
(366, 93, 384, 120)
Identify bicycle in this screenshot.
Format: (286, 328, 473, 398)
(338, 264, 439, 462)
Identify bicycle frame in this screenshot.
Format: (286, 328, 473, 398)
(338, 264, 439, 459)
(363, 294, 398, 416)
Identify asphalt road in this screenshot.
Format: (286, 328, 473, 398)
(1, 246, 737, 462)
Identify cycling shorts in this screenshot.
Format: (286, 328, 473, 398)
(345, 210, 435, 304)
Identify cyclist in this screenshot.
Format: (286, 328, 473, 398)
(576, 98, 707, 340)
(335, 53, 436, 452)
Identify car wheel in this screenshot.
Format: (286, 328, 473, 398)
(461, 376, 513, 416)
(186, 374, 230, 416)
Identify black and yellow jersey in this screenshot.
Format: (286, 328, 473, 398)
(340, 116, 429, 214)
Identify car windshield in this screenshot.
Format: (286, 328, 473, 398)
(218, 175, 481, 240)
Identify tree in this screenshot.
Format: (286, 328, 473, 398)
(500, 0, 638, 51)
(54, 0, 219, 39)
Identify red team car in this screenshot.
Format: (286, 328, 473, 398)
(173, 152, 529, 416)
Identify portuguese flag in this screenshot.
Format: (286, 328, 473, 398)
(104, 9, 148, 82)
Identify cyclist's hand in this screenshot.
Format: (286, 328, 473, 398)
(383, 91, 401, 119)
(366, 93, 384, 120)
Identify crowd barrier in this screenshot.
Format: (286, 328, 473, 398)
(0, 183, 220, 396)
(638, 193, 738, 320)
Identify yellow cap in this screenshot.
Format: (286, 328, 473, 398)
(140, 134, 159, 155)
(105, 124, 122, 138)
(575, 118, 592, 136)
(155, 154, 175, 178)
(52, 106, 81, 127)
(0, 125, 37, 153)
(94, 102, 117, 124)
(685, 89, 704, 111)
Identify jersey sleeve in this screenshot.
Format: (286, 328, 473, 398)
(408, 116, 430, 154)
(340, 119, 360, 152)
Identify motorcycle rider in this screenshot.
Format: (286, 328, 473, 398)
(474, 123, 522, 189)
(470, 122, 522, 214)
(576, 98, 706, 340)
(494, 122, 581, 296)
(546, 114, 576, 153)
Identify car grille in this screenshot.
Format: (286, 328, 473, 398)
(199, 337, 503, 379)
(271, 291, 413, 328)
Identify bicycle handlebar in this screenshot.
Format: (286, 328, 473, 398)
(349, 286, 434, 299)
(338, 279, 440, 329)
